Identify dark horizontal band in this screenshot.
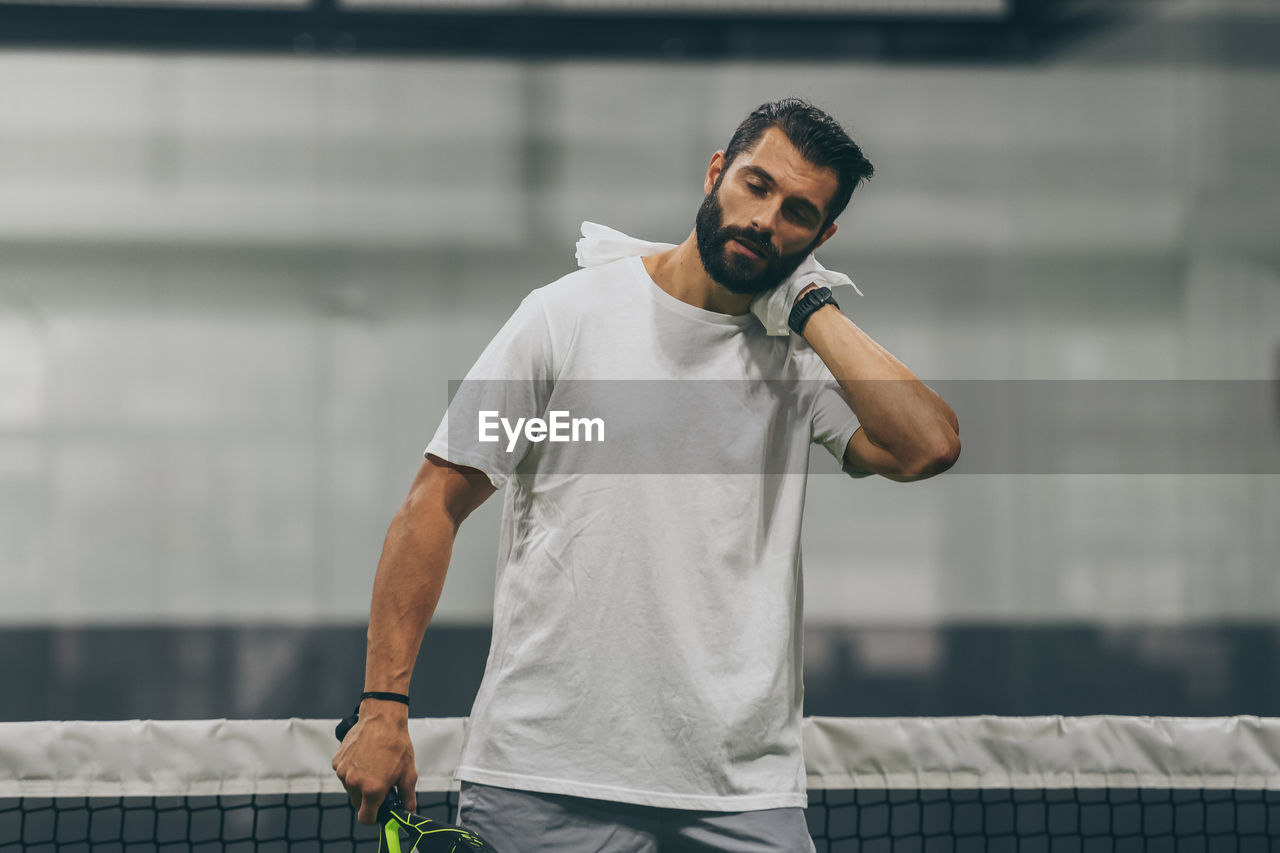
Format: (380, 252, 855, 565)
(360, 691, 410, 706)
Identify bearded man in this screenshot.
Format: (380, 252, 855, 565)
(333, 98, 960, 852)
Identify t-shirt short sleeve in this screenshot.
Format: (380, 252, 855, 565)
(424, 291, 557, 490)
(809, 372, 867, 478)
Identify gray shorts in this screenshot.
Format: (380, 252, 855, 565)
(457, 781, 816, 853)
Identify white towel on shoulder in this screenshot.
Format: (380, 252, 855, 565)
(574, 221, 860, 336)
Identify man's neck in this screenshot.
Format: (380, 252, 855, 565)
(642, 231, 753, 316)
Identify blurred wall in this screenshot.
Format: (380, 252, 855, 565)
(1, 10, 1278, 638)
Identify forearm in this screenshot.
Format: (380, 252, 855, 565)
(801, 300, 959, 469)
(362, 497, 459, 699)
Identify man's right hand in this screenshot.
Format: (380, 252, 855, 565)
(331, 703, 418, 824)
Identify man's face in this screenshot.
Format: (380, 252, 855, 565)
(694, 127, 839, 297)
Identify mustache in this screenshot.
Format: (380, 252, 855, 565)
(719, 227, 776, 261)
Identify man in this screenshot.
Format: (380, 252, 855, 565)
(333, 98, 960, 852)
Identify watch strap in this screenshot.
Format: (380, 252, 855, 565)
(788, 286, 839, 335)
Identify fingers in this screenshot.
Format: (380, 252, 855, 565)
(399, 766, 419, 815)
(357, 788, 385, 826)
(335, 762, 388, 826)
(335, 763, 388, 825)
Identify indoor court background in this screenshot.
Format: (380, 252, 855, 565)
(0, 0, 1277, 722)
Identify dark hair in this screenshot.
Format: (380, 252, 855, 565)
(722, 98, 874, 228)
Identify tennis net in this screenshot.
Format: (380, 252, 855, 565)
(3, 716, 1279, 851)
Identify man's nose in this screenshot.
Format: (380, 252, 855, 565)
(749, 203, 781, 239)
(745, 221, 775, 252)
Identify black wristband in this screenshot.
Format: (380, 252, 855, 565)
(335, 691, 410, 742)
(788, 285, 839, 335)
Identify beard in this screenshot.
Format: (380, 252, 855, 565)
(694, 178, 820, 297)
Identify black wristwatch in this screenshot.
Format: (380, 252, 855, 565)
(788, 286, 839, 335)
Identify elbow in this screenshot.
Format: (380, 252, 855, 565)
(899, 431, 961, 481)
(936, 433, 962, 474)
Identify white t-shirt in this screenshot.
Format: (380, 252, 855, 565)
(425, 255, 861, 811)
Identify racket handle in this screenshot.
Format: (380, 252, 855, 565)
(335, 710, 359, 743)
(377, 788, 407, 824)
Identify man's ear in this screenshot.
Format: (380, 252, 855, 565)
(814, 222, 838, 252)
(704, 151, 726, 195)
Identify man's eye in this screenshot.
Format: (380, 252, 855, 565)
(747, 183, 766, 195)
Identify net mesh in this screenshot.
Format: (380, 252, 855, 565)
(807, 787, 1280, 852)
(6, 789, 1280, 852)
(1, 792, 455, 852)
(4, 717, 1279, 852)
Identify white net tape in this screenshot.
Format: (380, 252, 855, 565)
(3, 716, 1279, 799)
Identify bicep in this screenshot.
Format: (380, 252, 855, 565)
(413, 454, 496, 526)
